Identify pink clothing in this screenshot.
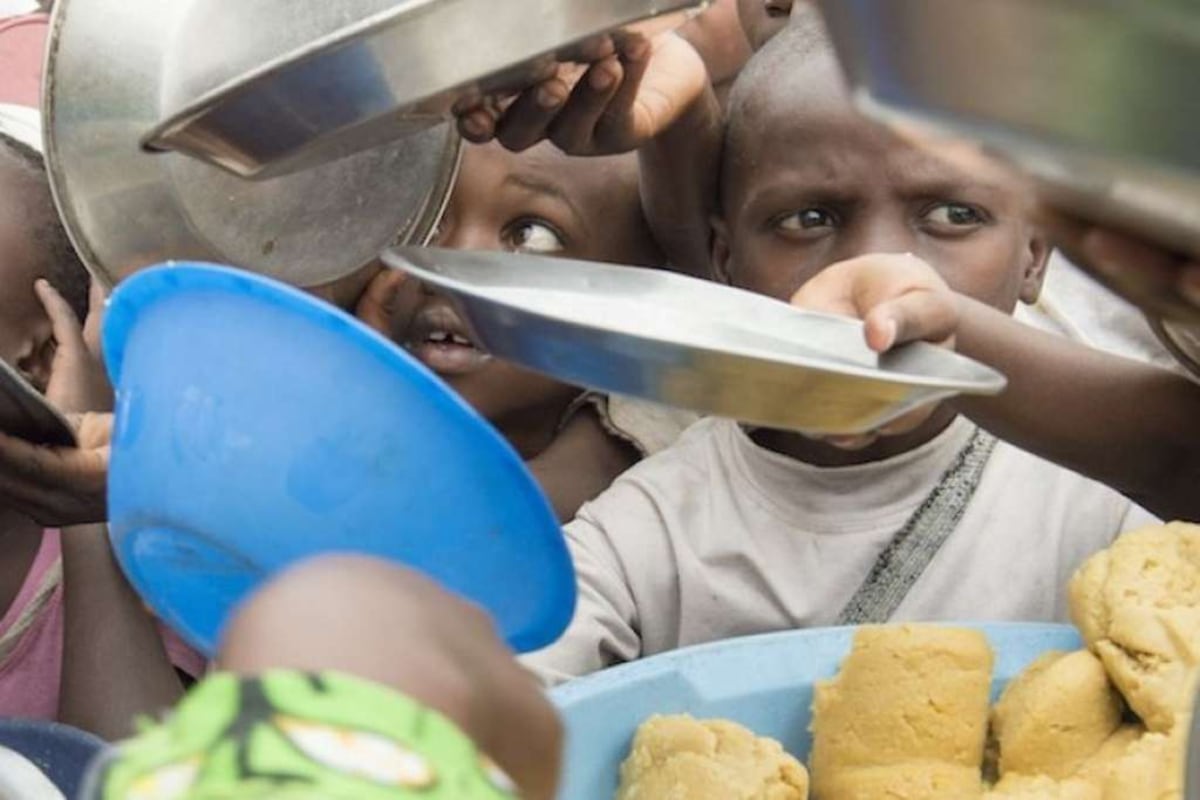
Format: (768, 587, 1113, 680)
(0, 530, 205, 720)
(0, 13, 48, 108)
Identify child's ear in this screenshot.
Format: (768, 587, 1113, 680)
(1019, 227, 1053, 305)
(710, 216, 733, 286)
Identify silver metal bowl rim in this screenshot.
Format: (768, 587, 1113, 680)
(40, 0, 465, 290)
(142, 0, 701, 154)
(40, 5, 111, 288)
(384, 247, 1008, 397)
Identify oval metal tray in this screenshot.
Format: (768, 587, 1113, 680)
(384, 247, 1006, 436)
(43, 0, 460, 289)
(819, 0, 1200, 315)
(142, 0, 704, 178)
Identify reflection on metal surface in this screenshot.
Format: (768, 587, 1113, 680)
(819, 0, 1200, 264)
(144, 0, 706, 179)
(43, 0, 460, 289)
(385, 247, 1006, 436)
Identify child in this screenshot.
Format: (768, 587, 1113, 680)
(521, 25, 1173, 683)
(85, 555, 562, 800)
(359, 141, 695, 521)
(0, 113, 202, 732)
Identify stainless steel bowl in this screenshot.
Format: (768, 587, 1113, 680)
(43, 0, 461, 289)
(818, 0, 1200, 313)
(142, 0, 704, 179)
(385, 247, 1006, 436)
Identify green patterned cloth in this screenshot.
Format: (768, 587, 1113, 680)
(85, 671, 519, 800)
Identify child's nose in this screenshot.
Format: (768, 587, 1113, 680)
(844, 219, 918, 261)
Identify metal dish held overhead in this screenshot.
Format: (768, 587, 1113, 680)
(817, 0, 1200, 343)
(43, 0, 461, 289)
(142, 0, 705, 179)
(140, 0, 700, 178)
(385, 248, 1006, 436)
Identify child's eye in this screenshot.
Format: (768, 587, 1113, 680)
(774, 208, 837, 236)
(922, 202, 989, 231)
(505, 220, 566, 254)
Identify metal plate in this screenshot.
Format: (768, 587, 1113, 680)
(384, 247, 1006, 436)
(43, 0, 461, 289)
(0, 359, 75, 447)
(819, 0, 1200, 304)
(143, 0, 704, 178)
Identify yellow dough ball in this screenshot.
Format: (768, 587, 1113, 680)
(616, 715, 809, 800)
(1099, 717, 1187, 800)
(985, 774, 1101, 800)
(1071, 725, 1144, 785)
(991, 650, 1124, 779)
(818, 761, 984, 800)
(810, 625, 994, 799)
(1068, 522, 1200, 734)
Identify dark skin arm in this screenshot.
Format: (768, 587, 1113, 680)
(30, 282, 187, 738)
(454, 30, 716, 274)
(951, 297, 1200, 522)
(528, 404, 640, 522)
(792, 254, 1200, 522)
(638, 81, 723, 276)
(58, 524, 185, 739)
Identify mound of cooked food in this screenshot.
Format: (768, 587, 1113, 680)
(616, 714, 810, 800)
(1069, 522, 1200, 734)
(613, 523, 1199, 800)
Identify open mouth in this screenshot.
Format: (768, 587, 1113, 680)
(405, 304, 492, 376)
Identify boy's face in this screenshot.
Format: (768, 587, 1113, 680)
(0, 160, 51, 389)
(714, 58, 1048, 313)
(397, 142, 661, 430)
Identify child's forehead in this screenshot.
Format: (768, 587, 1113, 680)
(725, 50, 1023, 204)
(468, 141, 640, 208)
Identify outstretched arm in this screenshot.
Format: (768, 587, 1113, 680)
(28, 281, 189, 738)
(792, 253, 1200, 521)
(951, 297, 1200, 521)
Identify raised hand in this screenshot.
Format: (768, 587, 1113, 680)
(455, 30, 709, 157)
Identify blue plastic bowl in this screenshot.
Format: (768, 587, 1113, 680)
(551, 623, 1083, 800)
(102, 263, 574, 656)
(0, 719, 107, 797)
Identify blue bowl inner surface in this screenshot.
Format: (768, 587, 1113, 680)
(102, 263, 574, 657)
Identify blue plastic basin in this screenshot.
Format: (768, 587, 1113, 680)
(551, 623, 1083, 800)
(103, 263, 574, 656)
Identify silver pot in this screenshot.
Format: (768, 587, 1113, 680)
(143, 0, 705, 179)
(44, 0, 461, 289)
